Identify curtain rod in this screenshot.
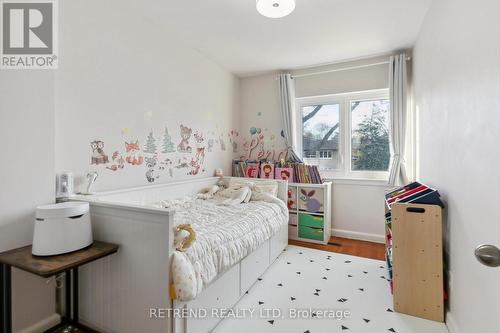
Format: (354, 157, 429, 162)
(290, 56, 411, 79)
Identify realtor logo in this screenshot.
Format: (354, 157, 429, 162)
(1, 0, 58, 69)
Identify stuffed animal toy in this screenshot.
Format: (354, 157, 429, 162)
(217, 185, 251, 205)
(197, 185, 220, 199)
(175, 224, 196, 252)
(214, 168, 226, 188)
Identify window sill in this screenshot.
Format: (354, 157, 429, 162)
(323, 177, 391, 187)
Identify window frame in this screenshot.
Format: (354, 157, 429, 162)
(296, 89, 390, 181)
(296, 95, 345, 177)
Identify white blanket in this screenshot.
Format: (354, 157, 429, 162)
(167, 195, 288, 301)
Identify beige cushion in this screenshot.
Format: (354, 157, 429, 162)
(229, 178, 278, 198)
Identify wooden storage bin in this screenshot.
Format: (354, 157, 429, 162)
(392, 203, 444, 322)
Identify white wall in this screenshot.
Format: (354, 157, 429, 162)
(55, 0, 239, 193)
(238, 73, 288, 159)
(0, 71, 57, 331)
(413, 0, 500, 332)
(238, 57, 393, 242)
(332, 182, 387, 243)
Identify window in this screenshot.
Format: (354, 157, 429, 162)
(300, 103, 340, 171)
(319, 151, 333, 159)
(350, 99, 390, 172)
(296, 89, 390, 180)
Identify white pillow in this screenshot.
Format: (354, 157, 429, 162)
(230, 178, 279, 198)
(229, 177, 255, 188)
(252, 183, 278, 197)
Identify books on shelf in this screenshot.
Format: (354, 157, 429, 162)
(231, 160, 323, 184)
(291, 163, 322, 184)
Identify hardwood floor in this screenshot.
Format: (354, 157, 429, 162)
(289, 236, 385, 261)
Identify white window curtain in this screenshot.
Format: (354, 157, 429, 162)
(388, 53, 409, 186)
(278, 73, 302, 162)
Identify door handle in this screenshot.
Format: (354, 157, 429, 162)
(475, 244, 500, 267)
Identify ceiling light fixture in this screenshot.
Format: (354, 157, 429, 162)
(256, 0, 296, 18)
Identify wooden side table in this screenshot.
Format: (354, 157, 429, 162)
(0, 241, 119, 333)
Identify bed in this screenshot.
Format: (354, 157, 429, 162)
(69, 177, 289, 333)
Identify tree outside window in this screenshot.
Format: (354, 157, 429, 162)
(350, 99, 390, 171)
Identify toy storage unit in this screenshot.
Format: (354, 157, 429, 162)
(391, 203, 444, 322)
(287, 182, 332, 244)
(384, 182, 444, 289)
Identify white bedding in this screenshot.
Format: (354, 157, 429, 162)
(166, 195, 288, 301)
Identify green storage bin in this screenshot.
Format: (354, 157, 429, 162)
(298, 225, 324, 241)
(298, 213, 324, 228)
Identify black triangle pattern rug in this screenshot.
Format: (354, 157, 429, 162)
(212, 246, 448, 333)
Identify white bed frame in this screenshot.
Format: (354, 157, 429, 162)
(69, 177, 288, 333)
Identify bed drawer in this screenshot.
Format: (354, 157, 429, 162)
(175, 263, 240, 333)
(240, 241, 270, 294)
(270, 224, 288, 262)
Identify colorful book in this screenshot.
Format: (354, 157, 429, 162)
(275, 167, 293, 181)
(246, 162, 260, 178)
(260, 162, 275, 179)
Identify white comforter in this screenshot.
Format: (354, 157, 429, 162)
(168, 195, 288, 301)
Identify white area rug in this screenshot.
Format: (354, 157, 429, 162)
(215, 245, 448, 333)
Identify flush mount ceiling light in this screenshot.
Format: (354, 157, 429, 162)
(256, 0, 296, 18)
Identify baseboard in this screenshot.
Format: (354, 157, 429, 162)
(18, 313, 61, 333)
(445, 311, 459, 333)
(331, 228, 385, 244)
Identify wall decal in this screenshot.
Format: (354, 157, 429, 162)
(242, 127, 264, 160)
(159, 158, 174, 177)
(90, 140, 109, 165)
(143, 130, 158, 154)
(207, 138, 214, 152)
(194, 131, 205, 165)
(229, 130, 239, 153)
(175, 157, 190, 169)
(106, 151, 125, 171)
(145, 156, 160, 183)
(240, 127, 288, 161)
(89, 121, 225, 184)
(188, 158, 201, 175)
(177, 125, 193, 153)
(125, 140, 144, 165)
(249, 127, 261, 135)
(162, 127, 176, 153)
(219, 134, 226, 151)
